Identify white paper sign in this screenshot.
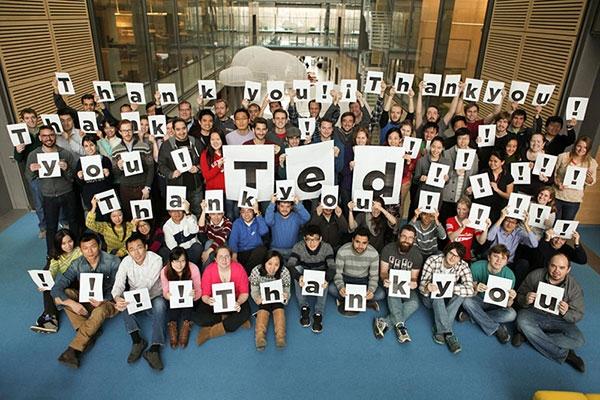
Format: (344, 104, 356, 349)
(403, 136, 422, 159)
(275, 179, 294, 201)
(166, 186, 187, 210)
(198, 80, 217, 100)
(243, 81, 261, 102)
(483, 275, 513, 307)
(394, 73, 415, 95)
(55, 72, 75, 95)
(566, 97, 589, 121)
(130, 199, 153, 220)
(528, 203, 551, 229)
(260, 279, 284, 305)
(553, 220, 579, 239)
(237, 186, 258, 209)
(426, 162, 450, 188)
(345, 284, 367, 312)
(77, 111, 98, 134)
(124, 288, 152, 314)
(532, 84, 555, 106)
(158, 83, 178, 105)
(431, 273, 455, 299)
(507, 193, 531, 219)
(267, 81, 285, 102)
(478, 124, 496, 147)
(315, 81, 333, 102)
(28, 270, 54, 291)
(351, 189, 372, 212)
(286, 141, 334, 200)
(169, 280, 194, 309)
(534, 282, 564, 315)
(125, 82, 146, 104)
(532, 154, 557, 177)
(293, 80, 311, 101)
(365, 71, 383, 94)
(388, 269, 412, 298)
(320, 185, 338, 210)
(511, 162, 531, 185)
(467, 203, 491, 230)
(148, 115, 166, 138)
(79, 273, 104, 303)
(455, 149, 476, 170)
(483, 80, 505, 104)
(81, 155, 104, 181)
(298, 117, 316, 140)
(352, 146, 405, 204)
(418, 190, 440, 213)
(121, 112, 141, 133)
(340, 79, 357, 102)
(463, 78, 484, 102)
(95, 189, 121, 215)
(422, 74, 442, 96)
(469, 173, 493, 199)
(171, 148, 193, 173)
(223, 145, 275, 202)
(93, 80, 114, 102)
(563, 166, 587, 190)
(508, 81, 530, 104)
(7, 123, 31, 146)
(41, 114, 62, 135)
(301, 270, 326, 296)
(120, 151, 143, 177)
(442, 74, 462, 97)
(212, 282, 236, 313)
(37, 152, 61, 178)
(205, 189, 224, 213)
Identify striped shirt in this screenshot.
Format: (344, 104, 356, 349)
(418, 254, 474, 298)
(410, 220, 447, 257)
(199, 217, 232, 252)
(249, 265, 292, 304)
(286, 241, 336, 281)
(334, 242, 379, 292)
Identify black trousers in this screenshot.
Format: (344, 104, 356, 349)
(192, 300, 251, 332)
(43, 191, 79, 255)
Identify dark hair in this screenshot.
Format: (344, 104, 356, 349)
(125, 232, 145, 249)
(109, 209, 130, 242)
(423, 121, 439, 133)
(272, 109, 288, 119)
(443, 241, 466, 259)
(82, 134, 98, 147)
(166, 246, 191, 281)
(57, 108, 74, 118)
(369, 196, 388, 236)
(80, 231, 101, 246)
(119, 104, 132, 113)
(430, 136, 445, 148)
(303, 224, 322, 238)
(512, 109, 527, 121)
(258, 250, 283, 278)
(215, 98, 228, 107)
(206, 131, 226, 165)
(545, 115, 563, 129)
(253, 117, 268, 129)
(385, 128, 401, 145)
(81, 94, 95, 104)
(145, 101, 156, 111)
(398, 224, 417, 237)
(320, 118, 334, 127)
(341, 111, 355, 122)
(171, 117, 187, 129)
(455, 127, 471, 138)
(38, 125, 55, 135)
(50, 229, 76, 260)
(451, 115, 467, 130)
(197, 108, 215, 122)
(353, 226, 371, 240)
(353, 127, 370, 145)
(308, 99, 322, 112)
(20, 107, 38, 119)
(233, 108, 250, 119)
(488, 244, 510, 259)
(494, 111, 511, 123)
(489, 150, 505, 164)
(102, 119, 119, 129)
(464, 102, 479, 112)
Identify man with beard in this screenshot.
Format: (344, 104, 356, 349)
(373, 225, 423, 343)
(265, 193, 310, 260)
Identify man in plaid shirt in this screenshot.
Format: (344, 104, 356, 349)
(419, 242, 474, 354)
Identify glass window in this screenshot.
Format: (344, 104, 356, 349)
(178, 0, 202, 93)
(147, 0, 182, 93)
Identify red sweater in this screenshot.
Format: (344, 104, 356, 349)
(199, 217, 232, 251)
(200, 150, 225, 190)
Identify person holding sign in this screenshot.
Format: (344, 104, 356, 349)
(487, 206, 538, 284)
(528, 186, 557, 240)
(55, 108, 85, 158)
(194, 246, 251, 345)
(287, 225, 336, 333)
(446, 197, 490, 262)
(51, 232, 120, 368)
(553, 136, 597, 220)
(411, 137, 448, 220)
(198, 199, 232, 267)
(419, 242, 474, 354)
(249, 251, 291, 350)
(541, 115, 577, 156)
(339, 127, 370, 214)
(213, 99, 236, 134)
(507, 106, 541, 148)
(161, 247, 202, 348)
(162, 200, 204, 265)
(535, 229, 587, 271)
(75, 135, 113, 211)
(226, 108, 255, 145)
(470, 150, 514, 224)
(373, 225, 423, 343)
(97, 119, 121, 157)
(229, 201, 269, 275)
(460, 245, 516, 343)
(31, 229, 81, 333)
(409, 208, 447, 259)
(330, 228, 384, 316)
(26, 126, 79, 255)
(415, 80, 461, 137)
(288, 95, 341, 143)
(309, 201, 349, 252)
(313, 119, 344, 179)
(265, 194, 310, 259)
(86, 196, 134, 258)
(348, 197, 398, 252)
(513, 254, 586, 372)
(516, 133, 553, 197)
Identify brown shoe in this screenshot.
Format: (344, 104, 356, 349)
(168, 321, 178, 349)
(273, 308, 286, 349)
(196, 322, 226, 346)
(241, 320, 252, 329)
(179, 320, 193, 348)
(255, 310, 269, 351)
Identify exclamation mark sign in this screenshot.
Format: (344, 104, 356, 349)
(37, 273, 47, 288)
(89, 277, 96, 298)
(134, 293, 142, 308)
(305, 120, 310, 133)
(477, 178, 484, 194)
(345, 86, 351, 99)
(514, 198, 523, 214)
(426, 195, 433, 209)
(409, 141, 415, 154)
(572, 101, 580, 119)
(435, 167, 442, 182)
(517, 165, 524, 180)
(572, 170, 580, 186)
(461, 153, 468, 168)
(322, 85, 328, 98)
(179, 152, 188, 169)
(535, 207, 543, 224)
(484, 128, 490, 142)
(178, 285, 185, 304)
(542, 157, 549, 174)
(476, 208, 484, 225)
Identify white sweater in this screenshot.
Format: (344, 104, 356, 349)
(163, 215, 200, 250)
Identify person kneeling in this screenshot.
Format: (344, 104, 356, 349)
(249, 251, 291, 350)
(112, 233, 166, 371)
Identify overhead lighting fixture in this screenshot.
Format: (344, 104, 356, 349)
(114, 0, 132, 16)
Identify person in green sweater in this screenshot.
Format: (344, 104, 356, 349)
(86, 196, 135, 258)
(31, 229, 82, 333)
(458, 244, 516, 343)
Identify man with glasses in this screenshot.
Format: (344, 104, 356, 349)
(419, 242, 474, 353)
(287, 225, 335, 333)
(26, 126, 78, 255)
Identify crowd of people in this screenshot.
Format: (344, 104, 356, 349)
(15, 77, 596, 373)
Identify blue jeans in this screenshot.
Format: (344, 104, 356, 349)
(462, 295, 517, 336)
(29, 179, 45, 230)
(516, 308, 585, 363)
(421, 294, 465, 335)
(293, 265, 329, 314)
(123, 296, 167, 346)
(383, 289, 419, 327)
(555, 199, 580, 221)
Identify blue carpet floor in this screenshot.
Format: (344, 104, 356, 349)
(1, 213, 599, 400)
